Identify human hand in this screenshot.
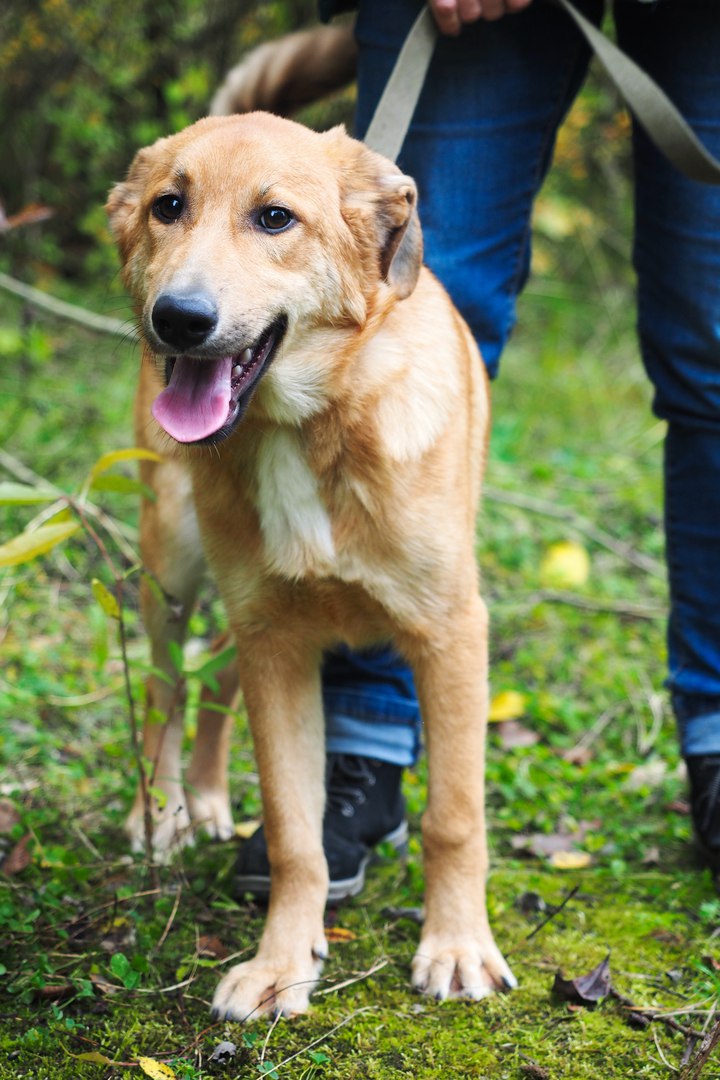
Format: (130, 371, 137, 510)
(428, 0, 534, 35)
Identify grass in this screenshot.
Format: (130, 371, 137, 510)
(1, 108, 720, 1077)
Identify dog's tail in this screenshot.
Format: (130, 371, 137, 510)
(210, 21, 357, 118)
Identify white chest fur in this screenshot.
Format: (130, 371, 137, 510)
(254, 428, 336, 579)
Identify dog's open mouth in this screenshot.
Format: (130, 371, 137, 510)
(151, 317, 286, 444)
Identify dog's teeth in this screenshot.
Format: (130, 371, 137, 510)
(232, 364, 242, 378)
(240, 347, 253, 366)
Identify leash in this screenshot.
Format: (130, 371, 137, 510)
(364, 0, 720, 184)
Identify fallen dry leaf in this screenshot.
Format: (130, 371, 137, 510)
(641, 845, 661, 866)
(209, 1041, 237, 1065)
(489, 689, 527, 722)
(0, 798, 20, 834)
(561, 746, 594, 767)
(549, 850, 592, 870)
(623, 759, 667, 791)
(235, 820, 261, 839)
(539, 540, 590, 588)
(553, 953, 611, 1006)
(325, 927, 356, 943)
(2, 833, 32, 875)
(497, 719, 539, 749)
(138, 1059, 177, 1080)
(197, 934, 228, 960)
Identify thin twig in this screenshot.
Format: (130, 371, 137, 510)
(155, 886, 182, 951)
(610, 989, 706, 1041)
(317, 958, 389, 995)
(0, 269, 137, 338)
(507, 885, 580, 954)
(652, 1025, 679, 1073)
(260, 1008, 283, 1066)
(521, 588, 663, 621)
(272, 1006, 377, 1072)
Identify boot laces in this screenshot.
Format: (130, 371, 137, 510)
(326, 754, 377, 818)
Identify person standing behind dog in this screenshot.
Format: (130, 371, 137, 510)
(237, 0, 720, 896)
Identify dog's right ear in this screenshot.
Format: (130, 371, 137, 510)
(105, 146, 157, 264)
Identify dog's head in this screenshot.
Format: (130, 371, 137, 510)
(107, 113, 422, 444)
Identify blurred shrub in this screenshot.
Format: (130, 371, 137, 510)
(0, 0, 316, 281)
(1, 0, 631, 291)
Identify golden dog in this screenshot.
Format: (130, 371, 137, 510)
(107, 111, 515, 1019)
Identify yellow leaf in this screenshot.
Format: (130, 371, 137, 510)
(88, 447, 163, 481)
(138, 1058, 177, 1080)
(92, 578, 121, 619)
(539, 541, 590, 588)
(0, 521, 79, 567)
(325, 927, 356, 943)
(488, 690, 527, 723)
(549, 850, 592, 870)
(235, 820, 261, 839)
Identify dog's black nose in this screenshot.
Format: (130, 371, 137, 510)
(151, 293, 218, 350)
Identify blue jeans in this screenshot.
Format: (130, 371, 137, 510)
(324, 0, 720, 762)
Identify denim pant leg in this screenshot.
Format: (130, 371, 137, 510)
(324, 0, 600, 764)
(615, 1, 720, 755)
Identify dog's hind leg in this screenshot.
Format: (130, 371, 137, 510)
(212, 627, 328, 1021)
(125, 453, 206, 855)
(406, 595, 517, 1000)
(186, 632, 238, 842)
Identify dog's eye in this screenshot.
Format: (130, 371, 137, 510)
(153, 194, 184, 223)
(258, 206, 294, 233)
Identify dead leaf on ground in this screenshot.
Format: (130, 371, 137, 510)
(325, 927, 357, 943)
(1, 833, 32, 875)
(553, 953, 611, 1006)
(497, 719, 539, 749)
(33, 983, 75, 1001)
(488, 690, 527, 722)
(89, 972, 119, 995)
(561, 745, 594, 767)
(138, 1059, 177, 1080)
(641, 845, 661, 866)
(0, 798, 20, 834)
(197, 934, 228, 960)
(209, 1041, 237, 1064)
(382, 906, 424, 925)
(649, 929, 684, 946)
(623, 759, 667, 791)
(235, 820, 261, 839)
(549, 850, 592, 870)
(539, 540, 590, 588)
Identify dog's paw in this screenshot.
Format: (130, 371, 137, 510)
(211, 947, 326, 1022)
(411, 932, 517, 1001)
(125, 788, 194, 858)
(186, 786, 234, 841)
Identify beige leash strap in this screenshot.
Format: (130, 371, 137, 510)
(363, 5, 436, 163)
(364, 0, 720, 185)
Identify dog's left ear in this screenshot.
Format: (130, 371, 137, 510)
(375, 173, 423, 300)
(330, 131, 423, 302)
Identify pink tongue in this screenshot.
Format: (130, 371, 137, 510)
(152, 356, 233, 443)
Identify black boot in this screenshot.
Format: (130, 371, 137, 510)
(686, 754, 720, 870)
(234, 754, 408, 903)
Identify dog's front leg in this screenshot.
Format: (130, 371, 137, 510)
(212, 632, 328, 1021)
(409, 596, 516, 1000)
